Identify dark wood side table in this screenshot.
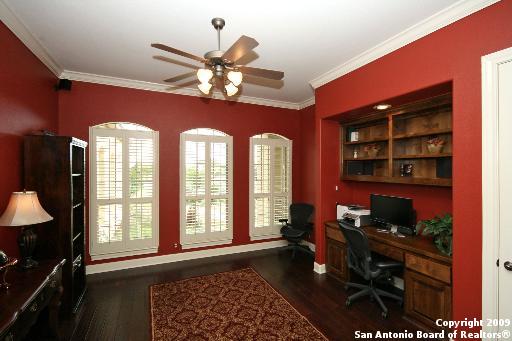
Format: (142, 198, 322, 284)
(0, 259, 66, 341)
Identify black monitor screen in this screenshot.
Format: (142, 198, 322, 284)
(370, 194, 414, 227)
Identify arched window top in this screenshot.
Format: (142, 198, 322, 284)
(183, 128, 228, 136)
(94, 122, 152, 131)
(252, 133, 289, 140)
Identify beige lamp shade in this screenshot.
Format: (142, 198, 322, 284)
(0, 191, 53, 226)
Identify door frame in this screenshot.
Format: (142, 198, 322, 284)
(481, 46, 512, 334)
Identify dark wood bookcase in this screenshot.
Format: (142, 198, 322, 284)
(341, 93, 452, 186)
(24, 135, 87, 314)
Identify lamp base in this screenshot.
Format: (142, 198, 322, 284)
(19, 257, 38, 270)
(18, 227, 38, 269)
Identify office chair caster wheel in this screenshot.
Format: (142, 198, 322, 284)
(381, 311, 388, 319)
(345, 299, 351, 307)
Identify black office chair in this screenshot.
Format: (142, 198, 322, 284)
(338, 220, 403, 318)
(279, 203, 314, 259)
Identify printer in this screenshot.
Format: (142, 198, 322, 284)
(336, 204, 372, 227)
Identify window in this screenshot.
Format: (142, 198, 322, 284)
(89, 122, 159, 260)
(249, 133, 292, 240)
(180, 128, 233, 248)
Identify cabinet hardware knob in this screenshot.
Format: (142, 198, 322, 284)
(505, 261, 512, 271)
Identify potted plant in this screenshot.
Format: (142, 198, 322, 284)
(426, 137, 445, 154)
(363, 143, 380, 158)
(416, 213, 452, 256)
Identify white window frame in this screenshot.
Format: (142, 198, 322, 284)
(89, 124, 159, 260)
(180, 130, 233, 249)
(249, 135, 292, 240)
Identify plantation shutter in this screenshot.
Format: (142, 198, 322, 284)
(180, 131, 233, 249)
(90, 125, 159, 260)
(250, 136, 292, 239)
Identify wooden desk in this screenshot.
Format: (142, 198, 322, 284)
(0, 259, 65, 341)
(325, 221, 452, 331)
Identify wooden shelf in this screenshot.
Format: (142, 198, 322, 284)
(344, 138, 388, 145)
(342, 175, 452, 187)
(392, 128, 452, 140)
(341, 93, 452, 186)
(345, 156, 388, 161)
(393, 153, 452, 159)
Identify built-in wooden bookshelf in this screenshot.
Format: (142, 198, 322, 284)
(341, 93, 452, 187)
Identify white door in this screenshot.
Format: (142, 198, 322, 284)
(482, 47, 512, 339)
(498, 59, 512, 327)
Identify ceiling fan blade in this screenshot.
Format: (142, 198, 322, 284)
(222, 35, 259, 64)
(164, 71, 197, 83)
(153, 56, 201, 70)
(166, 80, 198, 90)
(238, 66, 284, 80)
(151, 43, 205, 63)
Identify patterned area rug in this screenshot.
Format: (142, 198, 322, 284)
(150, 268, 327, 340)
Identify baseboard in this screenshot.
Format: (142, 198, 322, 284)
(313, 262, 326, 274)
(86, 240, 288, 275)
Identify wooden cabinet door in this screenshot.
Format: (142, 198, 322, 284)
(326, 238, 349, 281)
(405, 270, 451, 330)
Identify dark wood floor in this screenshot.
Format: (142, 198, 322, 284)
(61, 248, 424, 340)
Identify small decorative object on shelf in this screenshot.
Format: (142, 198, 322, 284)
(363, 143, 380, 158)
(400, 163, 413, 177)
(417, 213, 453, 256)
(426, 137, 445, 154)
(353, 147, 359, 159)
(350, 130, 359, 142)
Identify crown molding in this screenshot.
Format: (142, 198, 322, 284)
(297, 96, 315, 110)
(60, 70, 305, 110)
(0, 0, 62, 76)
(309, 0, 500, 89)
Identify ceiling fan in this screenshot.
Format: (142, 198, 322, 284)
(151, 18, 284, 96)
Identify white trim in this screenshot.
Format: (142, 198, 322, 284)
(481, 46, 512, 338)
(180, 239, 232, 250)
(297, 97, 315, 109)
(86, 239, 288, 274)
(250, 234, 282, 241)
(309, 0, 499, 89)
(60, 70, 305, 110)
(0, 0, 62, 76)
(90, 247, 158, 261)
(313, 262, 326, 274)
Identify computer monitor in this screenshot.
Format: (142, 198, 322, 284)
(370, 194, 414, 228)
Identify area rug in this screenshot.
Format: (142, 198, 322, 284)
(150, 268, 327, 340)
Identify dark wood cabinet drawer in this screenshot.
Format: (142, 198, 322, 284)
(326, 238, 348, 281)
(405, 270, 451, 330)
(405, 253, 451, 284)
(326, 225, 345, 243)
(369, 240, 404, 262)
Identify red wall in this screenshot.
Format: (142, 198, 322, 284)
(314, 0, 512, 324)
(58, 82, 304, 264)
(0, 23, 58, 256)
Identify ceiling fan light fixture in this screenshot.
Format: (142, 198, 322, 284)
(227, 70, 243, 86)
(197, 68, 213, 84)
(225, 82, 238, 96)
(198, 82, 212, 95)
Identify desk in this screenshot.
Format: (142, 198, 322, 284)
(0, 259, 65, 341)
(324, 221, 452, 331)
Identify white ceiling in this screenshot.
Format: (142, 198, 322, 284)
(4, 0, 464, 104)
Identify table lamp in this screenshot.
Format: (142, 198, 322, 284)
(0, 191, 53, 269)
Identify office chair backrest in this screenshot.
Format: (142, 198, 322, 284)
(289, 203, 314, 230)
(338, 221, 372, 279)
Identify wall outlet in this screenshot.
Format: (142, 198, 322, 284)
(173, 243, 178, 248)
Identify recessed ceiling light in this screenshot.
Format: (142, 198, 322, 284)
(373, 104, 391, 110)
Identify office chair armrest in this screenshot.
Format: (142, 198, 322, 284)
(374, 261, 403, 270)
